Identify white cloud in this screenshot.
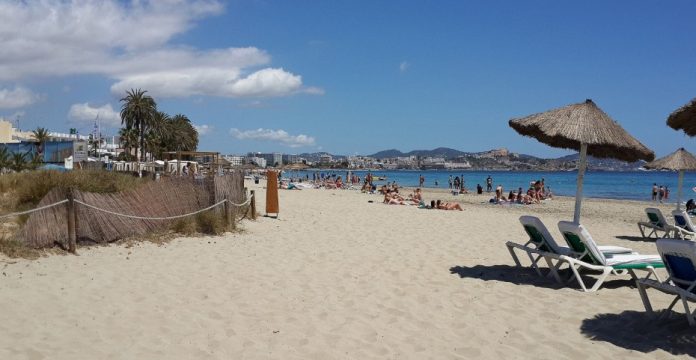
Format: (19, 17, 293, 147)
(68, 103, 121, 127)
(194, 124, 212, 135)
(0, 1, 321, 98)
(0, 87, 40, 109)
(230, 128, 316, 148)
(399, 61, 410, 73)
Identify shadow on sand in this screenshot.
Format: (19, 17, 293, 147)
(614, 235, 660, 244)
(449, 264, 638, 291)
(581, 310, 696, 356)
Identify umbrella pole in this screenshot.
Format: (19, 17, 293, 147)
(573, 143, 588, 224)
(677, 169, 684, 211)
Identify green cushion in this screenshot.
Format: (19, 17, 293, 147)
(647, 212, 662, 226)
(523, 225, 552, 253)
(612, 262, 665, 270)
(562, 232, 598, 264)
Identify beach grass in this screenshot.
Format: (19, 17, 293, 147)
(0, 169, 148, 209)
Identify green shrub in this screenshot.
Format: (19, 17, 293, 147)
(172, 217, 197, 235)
(0, 236, 40, 259)
(195, 211, 224, 235)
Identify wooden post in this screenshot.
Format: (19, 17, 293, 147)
(250, 190, 257, 220)
(66, 189, 77, 254)
(224, 195, 232, 230)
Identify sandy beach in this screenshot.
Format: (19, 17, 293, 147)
(1, 180, 694, 359)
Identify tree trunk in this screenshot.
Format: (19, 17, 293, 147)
(140, 120, 145, 162)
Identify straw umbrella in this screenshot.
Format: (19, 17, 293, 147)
(643, 148, 696, 210)
(509, 99, 655, 223)
(667, 97, 696, 136)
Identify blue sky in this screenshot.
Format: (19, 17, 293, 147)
(1, 0, 695, 158)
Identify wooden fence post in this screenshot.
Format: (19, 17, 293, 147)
(66, 189, 77, 254)
(224, 195, 233, 230)
(250, 190, 257, 220)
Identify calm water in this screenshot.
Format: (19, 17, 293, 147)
(284, 169, 696, 202)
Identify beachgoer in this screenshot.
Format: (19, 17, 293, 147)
(486, 175, 493, 192)
(436, 199, 463, 211)
(453, 176, 460, 190)
(448, 175, 453, 189)
(419, 175, 425, 187)
(495, 184, 503, 203)
(652, 183, 658, 201)
(665, 186, 670, 200)
(659, 186, 665, 203)
(687, 199, 696, 213)
(476, 184, 483, 194)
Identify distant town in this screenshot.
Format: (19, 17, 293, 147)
(0, 118, 645, 171)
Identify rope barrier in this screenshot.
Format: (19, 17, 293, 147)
(0, 199, 69, 219)
(227, 194, 253, 207)
(74, 199, 227, 221)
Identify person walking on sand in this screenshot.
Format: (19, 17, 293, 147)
(652, 183, 658, 201)
(486, 175, 493, 193)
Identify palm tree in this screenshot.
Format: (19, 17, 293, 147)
(0, 147, 10, 173)
(10, 152, 26, 172)
(147, 111, 171, 160)
(32, 127, 50, 160)
(169, 114, 199, 152)
(120, 89, 157, 162)
(118, 127, 138, 160)
(27, 151, 42, 170)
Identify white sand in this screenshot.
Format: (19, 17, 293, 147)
(1, 180, 694, 359)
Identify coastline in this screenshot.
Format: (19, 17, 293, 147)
(0, 179, 692, 358)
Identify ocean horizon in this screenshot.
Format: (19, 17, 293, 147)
(284, 169, 696, 202)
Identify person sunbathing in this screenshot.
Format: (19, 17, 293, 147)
(409, 188, 423, 203)
(436, 199, 463, 211)
(384, 193, 408, 205)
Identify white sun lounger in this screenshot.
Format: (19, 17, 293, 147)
(557, 221, 664, 292)
(506, 216, 634, 283)
(672, 210, 696, 240)
(636, 239, 696, 326)
(637, 208, 676, 239)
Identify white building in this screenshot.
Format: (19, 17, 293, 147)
(223, 155, 244, 166)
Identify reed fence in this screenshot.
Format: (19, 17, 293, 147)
(14, 171, 253, 251)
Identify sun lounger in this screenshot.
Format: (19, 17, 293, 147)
(636, 239, 696, 326)
(558, 221, 664, 292)
(672, 210, 696, 239)
(506, 216, 634, 283)
(638, 208, 676, 239)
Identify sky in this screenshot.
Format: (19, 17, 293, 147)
(1, 0, 695, 158)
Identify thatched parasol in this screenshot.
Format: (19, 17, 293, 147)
(644, 148, 696, 210)
(510, 99, 655, 223)
(667, 98, 696, 137)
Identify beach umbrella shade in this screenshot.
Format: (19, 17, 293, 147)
(667, 97, 696, 137)
(509, 99, 655, 223)
(643, 148, 696, 210)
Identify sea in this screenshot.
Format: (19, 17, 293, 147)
(281, 169, 696, 202)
